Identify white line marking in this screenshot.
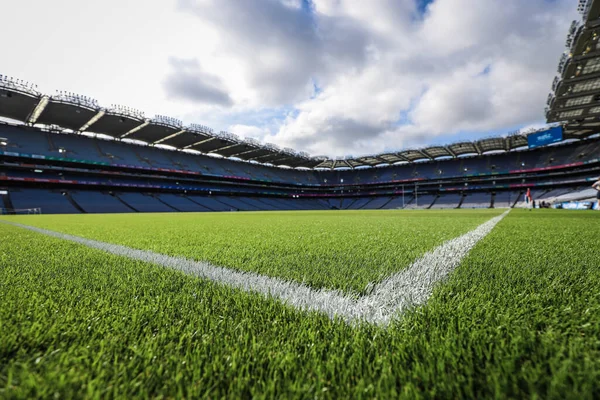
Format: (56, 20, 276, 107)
(0, 210, 509, 326)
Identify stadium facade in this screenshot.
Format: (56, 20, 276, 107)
(1, 0, 599, 214)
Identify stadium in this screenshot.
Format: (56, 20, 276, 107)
(1, 0, 599, 398)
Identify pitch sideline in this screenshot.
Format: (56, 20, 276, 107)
(0, 210, 509, 326)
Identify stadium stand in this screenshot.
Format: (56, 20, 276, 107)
(10, 189, 79, 214)
(404, 195, 436, 209)
(183, 196, 231, 212)
(1, 73, 599, 214)
(156, 194, 209, 212)
(552, 187, 598, 203)
(362, 197, 393, 210)
(381, 196, 410, 209)
(116, 193, 175, 213)
(461, 192, 493, 209)
(431, 194, 462, 209)
(71, 191, 134, 213)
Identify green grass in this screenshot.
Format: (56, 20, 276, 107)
(1, 209, 599, 399)
(2, 210, 500, 293)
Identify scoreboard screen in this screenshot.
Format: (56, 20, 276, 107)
(527, 126, 563, 149)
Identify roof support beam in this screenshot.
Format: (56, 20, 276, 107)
(416, 150, 432, 160)
(270, 156, 294, 165)
(393, 153, 411, 162)
(315, 160, 333, 169)
(260, 154, 287, 163)
(28, 96, 49, 125)
(473, 142, 483, 155)
(230, 147, 261, 157)
(445, 146, 457, 157)
(121, 121, 149, 138)
(184, 136, 215, 149)
(421, 149, 434, 159)
(154, 129, 186, 144)
(208, 143, 241, 154)
(79, 110, 105, 132)
(251, 152, 281, 161)
(355, 156, 383, 166)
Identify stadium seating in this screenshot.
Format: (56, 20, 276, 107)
(0, 125, 51, 155)
(382, 196, 411, 209)
(156, 194, 210, 212)
(71, 191, 133, 213)
(404, 195, 436, 209)
(461, 192, 492, 208)
(2, 123, 599, 213)
(362, 197, 392, 209)
(50, 133, 107, 162)
(3, 124, 600, 186)
(346, 197, 373, 209)
(10, 188, 79, 214)
(431, 194, 462, 209)
(493, 191, 522, 208)
(538, 188, 576, 199)
(116, 193, 175, 212)
(552, 187, 598, 202)
(184, 196, 232, 211)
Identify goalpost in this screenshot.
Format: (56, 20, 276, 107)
(0, 208, 42, 215)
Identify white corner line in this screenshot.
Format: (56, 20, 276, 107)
(0, 210, 509, 326)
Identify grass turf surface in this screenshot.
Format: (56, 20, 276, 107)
(1, 210, 500, 293)
(1, 209, 599, 398)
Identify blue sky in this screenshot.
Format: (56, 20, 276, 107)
(0, 0, 578, 157)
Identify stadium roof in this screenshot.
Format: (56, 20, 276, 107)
(1, 0, 597, 172)
(546, 0, 600, 138)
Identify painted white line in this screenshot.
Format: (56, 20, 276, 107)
(0, 210, 509, 326)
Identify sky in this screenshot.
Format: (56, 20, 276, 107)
(0, 0, 577, 158)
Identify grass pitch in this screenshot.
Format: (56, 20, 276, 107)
(1, 210, 500, 293)
(1, 209, 599, 399)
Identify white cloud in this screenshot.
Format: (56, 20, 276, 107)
(227, 124, 272, 141)
(163, 58, 233, 106)
(270, 0, 576, 156)
(0, 0, 577, 157)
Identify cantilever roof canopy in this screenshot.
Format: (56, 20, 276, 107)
(156, 129, 212, 148)
(85, 111, 145, 138)
(448, 142, 479, 156)
(190, 136, 238, 153)
(315, 159, 335, 169)
(212, 142, 257, 157)
(399, 149, 430, 161)
(345, 158, 369, 167)
(36, 97, 99, 131)
(563, 118, 600, 137)
(234, 146, 274, 159)
(477, 137, 507, 153)
(0, 82, 41, 122)
(507, 134, 528, 148)
(377, 153, 408, 164)
(546, 0, 600, 129)
(116, 115, 181, 143)
(421, 146, 453, 159)
(1, 51, 594, 171)
(354, 155, 388, 166)
(294, 158, 323, 168)
(253, 151, 288, 164)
